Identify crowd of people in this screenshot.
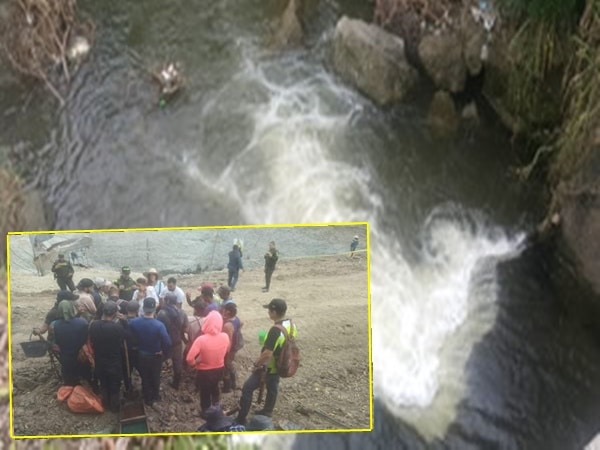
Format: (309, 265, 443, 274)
(31, 240, 299, 432)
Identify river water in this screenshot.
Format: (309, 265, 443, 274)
(2, 0, 600, 449)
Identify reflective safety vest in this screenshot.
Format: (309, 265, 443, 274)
(267, 319, 297, 374)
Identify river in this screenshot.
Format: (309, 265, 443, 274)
(2, 0, 600, 449)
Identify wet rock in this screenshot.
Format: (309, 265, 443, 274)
(461, 102, 480, 128)
(418, 31, 467, 93)
(270, 0, 304, 49)
(460, 6, 488, 76)
(554, 140, 600, 295)
(333, 16, 418, 106)
(427, 90, 460, 140)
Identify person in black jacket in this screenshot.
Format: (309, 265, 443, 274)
(262, 241, 279, 293)
(227, 245, 244, 291)
(51, 254, 75, 291)
(89, 301, 125, 412)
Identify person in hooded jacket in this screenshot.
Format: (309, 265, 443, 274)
(185, 310, 230, 416)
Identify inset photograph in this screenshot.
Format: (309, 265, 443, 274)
(7, 223, 371, 438)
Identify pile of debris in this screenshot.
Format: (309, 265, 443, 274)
(0, 0, 94, 104)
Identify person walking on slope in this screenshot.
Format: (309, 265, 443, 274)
(51, 253, 75, 291)
(186, 310, 230, 417)
(235, 298, 296, 424)
(350, 235, 359, 258)
(227, 244, 244, 291)
(263, 241, 279, 293)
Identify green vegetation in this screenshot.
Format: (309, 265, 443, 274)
(495, 0, 583, 21)
(553, 0, 600, 181)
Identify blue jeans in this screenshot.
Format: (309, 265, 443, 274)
(237, 369, 280, 422)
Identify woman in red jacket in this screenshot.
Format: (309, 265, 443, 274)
(186, 310, 230, 416)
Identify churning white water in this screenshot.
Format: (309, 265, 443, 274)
(182, 43, 527, 440)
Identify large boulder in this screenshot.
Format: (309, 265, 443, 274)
(333, 16, 418, 106)
(269, 0, 304, 49)
(427, 90, 460, 140)
(552, 138, 600, 295)
(418, 32, 467, 93)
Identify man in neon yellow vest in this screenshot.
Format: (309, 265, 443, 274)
(235, 298, 297, 424)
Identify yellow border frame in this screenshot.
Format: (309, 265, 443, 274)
(6, 221, 373, 439)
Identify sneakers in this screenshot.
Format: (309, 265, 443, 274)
(254, 409, 272, 417)
(262, 287, 269, 292)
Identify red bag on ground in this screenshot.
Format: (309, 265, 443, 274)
(57, 386, 74, 402)
(66, 385, 104, 413)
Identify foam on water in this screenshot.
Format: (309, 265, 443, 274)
(181, 47, 526, 439)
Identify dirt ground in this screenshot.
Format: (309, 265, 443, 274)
(8, 252, 371, 437)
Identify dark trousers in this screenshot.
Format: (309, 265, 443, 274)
(238, 369, 280, 422)
(223, 350, 237, 392)
(95, 365, 122, 412)
(171, 342, 183, 383)
(265, 268, 274, 290)
(57, 277, 75, 292)
(195, 367, 224, 413)
(60, 354, 83, 386)
(138, 353, 162, 404)
(228, 269, 239, 290)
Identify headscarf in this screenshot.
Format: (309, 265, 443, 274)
(58, 300, 75, 321)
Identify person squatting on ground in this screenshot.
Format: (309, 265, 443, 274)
(89, 300, 125, 412)
(263, 241, 279, 293)
(128, 297, 171, 406)
(236, 298, 296, 425)
(157, 292, 189, 389)
(227, 244, 243, 291)
(186, 310, 229, 417)
(114, 266, 136, 301)
(33, 290, 79, 337)
(53, 300, 89, 386)
(221, 301, 243, 393)
(51, 253, 75, 292)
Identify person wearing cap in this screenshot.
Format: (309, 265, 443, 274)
(89, 301, 125, 412)
(114, 267, 136, 301)
(131, 277, 158, 316)
(350, 235, 359, 258)
(186, 310, 230, 417)
(186, 282, 218, 316)
(128, 297, 172, 406)
(53, 300, 89, 386)
(144, 268, 166, 299)
(75, 278, 97, 322)
(157, 292, 189, 390)
(33, 290, 80, 337)
(263, 241, 279, 293)
(51, 253, 75, 292)
(160, 277, 185, 310)
(236, 298, 296, 425)
(227, 244, 244, 291)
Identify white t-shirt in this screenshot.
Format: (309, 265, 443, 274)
(160, 286, 185, 305)
(133, 286, 158, 316)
